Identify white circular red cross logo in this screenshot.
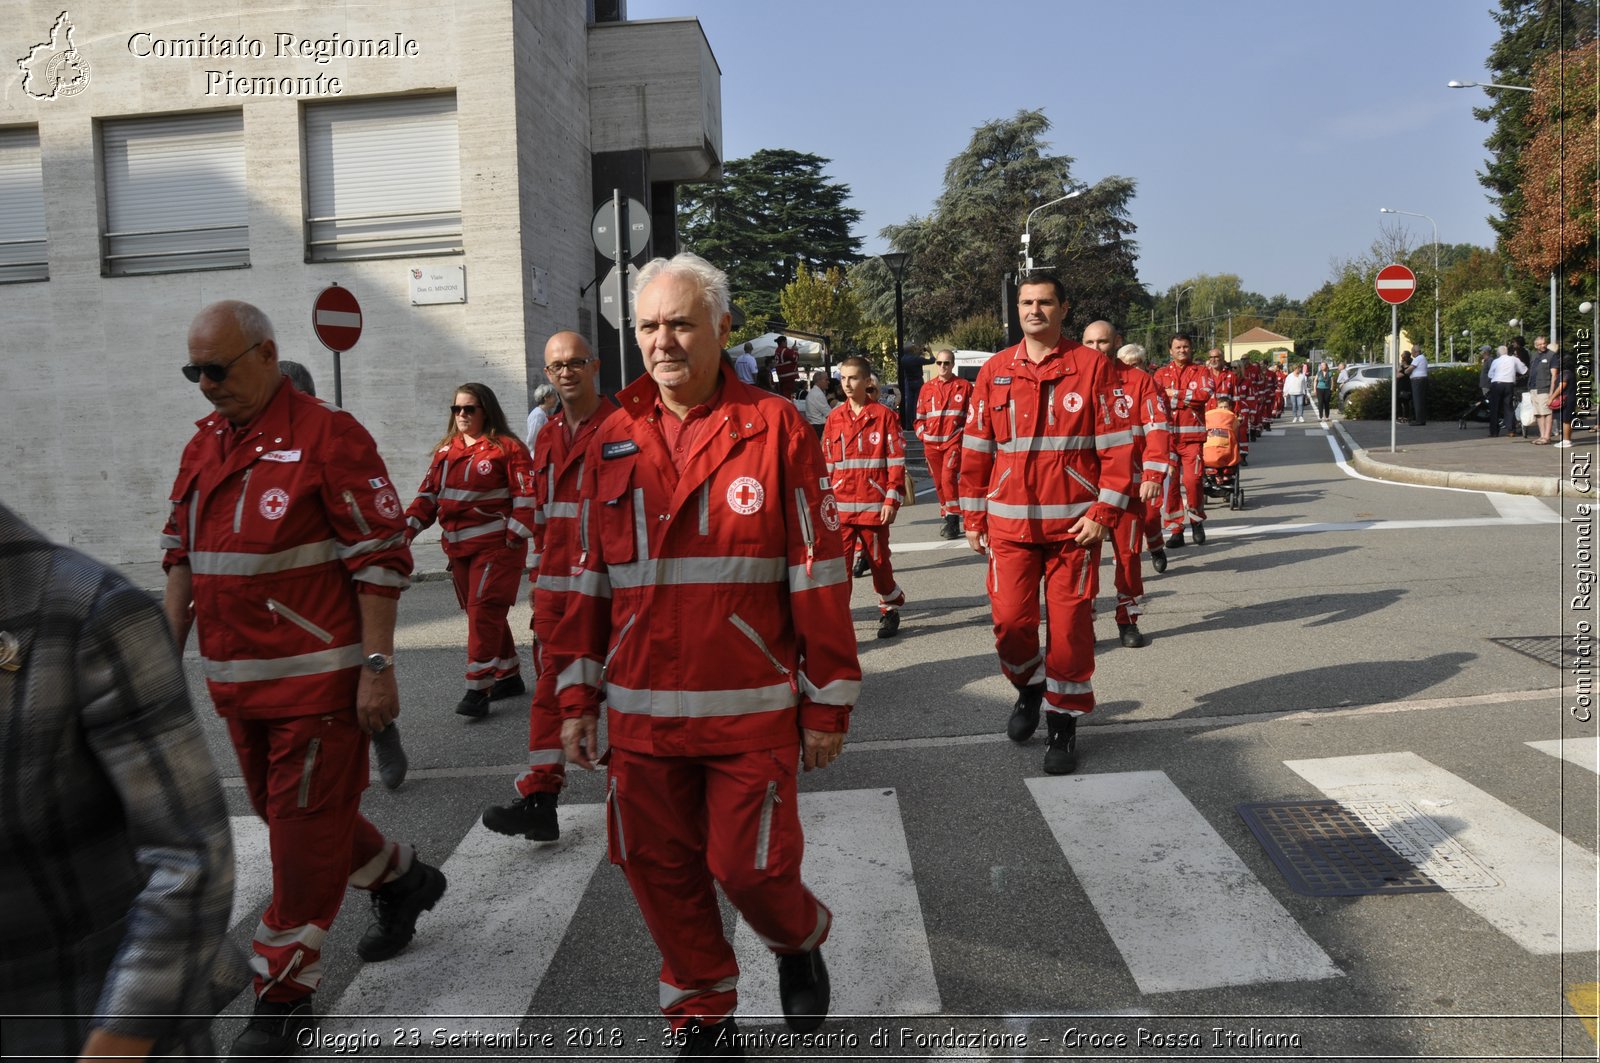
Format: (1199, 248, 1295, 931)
(727, 477, 764, 515)
(258, 488, 290, 521)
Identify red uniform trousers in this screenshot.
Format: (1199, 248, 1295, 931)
(926, 443, 961, 518)
(1163, 444, 1206, 536)
(1110, 506, 1149, 626)
(841, 524, 905, 613)
(226, 712, 409, 1001)
(449, 542, 527, 689)
(515, 646, 564, 797)
(608, 746, 832, 1027)
(988, 537, 1098, 716)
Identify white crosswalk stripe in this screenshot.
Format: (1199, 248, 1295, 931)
(1527, 736, 1600, 775)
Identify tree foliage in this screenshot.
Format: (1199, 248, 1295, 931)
(778, 265, 864, 343)
(879, 110, 1141, 339)
(1507, 40, 1599, 282)
(678, 149, 864, 327)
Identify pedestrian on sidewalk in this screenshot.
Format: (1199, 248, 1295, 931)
(1527, 337, 1559, 444)
(1550, 350, 1577, 448)
(1282, 363, 1308, 422)
(1409, 348, 1429, 425)
(405, 384, 536, 719)
(1486, 344, 1528, 438)
(1313, 361, 1334, 422)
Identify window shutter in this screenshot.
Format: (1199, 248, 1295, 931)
(0, 128, 48, 283)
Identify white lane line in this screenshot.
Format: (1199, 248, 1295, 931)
(1027, 771, 1341, 993)
(1325, 421, 1496, 496)
(325, 807, 609, 1026)
(1526, 737, 1600, 775)
(1285, 752, 1599, 955)
(229, 815, 273, 929)
(732, 788, 941, 1016)
(1488, 491, 1561, 522)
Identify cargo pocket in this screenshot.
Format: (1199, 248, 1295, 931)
(605, 775, 628, 866)
(595, 460, 638, 564)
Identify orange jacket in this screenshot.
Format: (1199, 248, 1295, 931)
(822, 400, 906, 525)
(1203, 408, 1240, 467)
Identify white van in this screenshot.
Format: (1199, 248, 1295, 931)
(952, 349, 995, 383)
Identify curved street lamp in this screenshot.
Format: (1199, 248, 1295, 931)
(1447, 79, 1534, 92)
(1174, 285, 1194, 336)
(1021, 185, 1087, 272)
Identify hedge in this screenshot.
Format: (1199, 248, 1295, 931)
(1343, 364, 1482, 420)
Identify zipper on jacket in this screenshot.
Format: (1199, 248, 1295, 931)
(866, 476, 887, 498)
(607, 778, 628, 862)
(698, 482, 710, 536)
(266, 598, 335, 644)
(727, 613, 795, 687)
(603, 613, 638, 676)
(233, 468, 254, 533)
(1065, 467, 1098, 497)
(986, 467, 1012, 499)
(342, 490, 372, 535)
(793, 488, 815, 576)
(297, 737, 321, 808)
(1045, 381, 1057, 427)
(755, 781, 781, 870)
(578, 497, 592, 565)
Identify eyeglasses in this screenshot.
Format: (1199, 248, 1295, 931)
(545, 358, 593, 376)
(934, 360, 954, 367)
(450, 404, 480, 415)
(181, 341, 260, 383)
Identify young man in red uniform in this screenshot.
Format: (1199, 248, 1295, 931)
(772, 334, 800, 396)
(1081, 322, 1170, 649)
(548, 254, 860, 1054)
(1151, 334, 1213, 549)
(162, 301, 445, 1059)
(960, 275, 1135, 774)
(824, 355, 908, 639)
(481, 332, 616, 842)
(916, 348, 974, 539)
(1204, 348, 1246, 465)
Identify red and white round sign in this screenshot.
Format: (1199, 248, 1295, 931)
(313, 285, 363, 351)
(1375, 264, 1416, 305)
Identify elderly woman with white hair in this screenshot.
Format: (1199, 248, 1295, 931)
(525, 383, 559, 450)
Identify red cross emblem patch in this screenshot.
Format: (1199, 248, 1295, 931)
(1062, 391, 1084, 413)
(258, 488, 290, 521)
(727, 476, 764, 515)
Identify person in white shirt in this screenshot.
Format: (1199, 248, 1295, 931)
(804, 370, 831, 436)
(733, 341, 759, 385)
(1486, 346, 1528, 438)
(1408, 350, 1430, 426)
(1282, 364, 1308, 422)
(525, 384, 557, 450)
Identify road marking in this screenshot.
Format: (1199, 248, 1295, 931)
(229, 815, 273, 929)
(1284, 752, 1599, 955)
(732, 788, 941, 1016)
(1567, 982, 1599, 1043)
(1526, 737, 1600, 775)
(1488, 491, 1562, 522)
(325, 807, 609, 1027)
(1027, 771, 1340, 993)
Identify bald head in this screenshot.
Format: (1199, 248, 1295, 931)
(1081, 320, 1117, 357)
(542, 330, 600, 419)
(186, 300, 281, 424)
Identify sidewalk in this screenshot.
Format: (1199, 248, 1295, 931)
(1329, 412, 1595, 497)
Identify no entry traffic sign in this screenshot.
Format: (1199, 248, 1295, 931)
(1375, 264, 1416, 305)
(313, 285, 363, 352)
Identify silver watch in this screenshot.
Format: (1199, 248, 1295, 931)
(363, 652, 394, 675)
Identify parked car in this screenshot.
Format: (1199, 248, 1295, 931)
(1338, 363, 1392, 405)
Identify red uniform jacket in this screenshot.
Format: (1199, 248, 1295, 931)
(528, 397, 619, 640)
(161, 381, 412, 719)
(821, 400, 906, 526)
(915, 376, 974, 450)
(547, 363, 861, 758)
(959, 338, 1136, 544)
(1151, 362, 1215, 448)
(1112, 361, 1171, 485)
(404, 433, 536, 555)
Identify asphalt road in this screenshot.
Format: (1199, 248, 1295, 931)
(184, 421, 1597, 1061)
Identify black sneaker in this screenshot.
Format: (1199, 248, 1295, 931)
(852, 554, 870, 579)
(1149, 547, 1168, 574)
(1118, 623, 1146, 649)
(482, 792, 559, 841)
(678, 1018, 744, 1058)
(357, 856, 447, 962)
(1166, 530, 1185, 549)
(1191, 521, 1206, 545)
(371, 723, 408, 790)
(1007, 683, 1044, 742)
(455, 689, 490, 717)
(877, 609, 901, 639)
(1043, 713, 1078, 775)
(777, 948, 830, 1033)
(489, 674, 526, 701)
(228, 993, 315, 1060)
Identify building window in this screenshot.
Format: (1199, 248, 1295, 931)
(304, 93, 462, 262)
(0, 127, 49, 283)
(100, 110, 248, 275)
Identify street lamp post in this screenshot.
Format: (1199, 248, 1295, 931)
(1174, 285, 1194, 337)
(1020, 185, 1086, 272)
(1380, 207, 1440, 361)
(881, 251, 911, 427)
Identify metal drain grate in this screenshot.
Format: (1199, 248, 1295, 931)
(1238, 800, 1441, 897)
(1491, 635, 1572, 669)
(1340, 799, 1499, 891)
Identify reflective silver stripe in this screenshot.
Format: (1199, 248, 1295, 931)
(997, 434, 1096, 453)
(267, 598, 334, 644)
(341, 490, 372, 535)
(557, 656, 604, 693)
(604, 614, 637, 671)
(728, 614, 791, 678)
(416, 491, 439, 503)
(632, 487, 649, 562)
(789, 555, 847, 592)
(1099, 488, 1132, 509)
(800, 902, 830, 950)
(1002, 649, 1045, 677)
(159, 532, 183, 550)
(352, 566, 409, 589)
(477, 562, 494, 599)
(963, 436, 996, 454)
(836, 501, 886, 513)
(252, 920, 327, 951)
(536, 569, 613, 598)
(659, 976, 738, 1012)
(921, 432, 960, 444)
(347, 843, 394, 888)
(986, 500, 1093, 520)
(443, 520, 504, 544)
(1047, 676, 1094, 696)
(606, 681, 795, 717)
(799, 673, 860, 706)
(608, 778, 627, 862)
(336, 532, 406, 560)
(467, 658, 496, 671)
(201, 644, 364, 683)
(441, 487, 510, 502)
(958, 496, 988, 513)
(527, 749, 565, 767)
(189, 539, 339, 577)
(546, 501, 579, 518)
(507, 517, 534, 540)
(233, 468, 253, 533)
(297, 736, 321, 807)
(1065, 467, 1098, 496)
(886, 457, 906, 467)
(1173, 425, 1208, 435)
(755, 781, 779, 869)
(698, 482, 710, 536)
(1096, 428, 1136, 448)
(405, 515, 425, 532)
(832, 458, 890, 470)
(1143, 459, 1171, 475)
(609, 555, 786, 590)
(186, 490, 198, 551)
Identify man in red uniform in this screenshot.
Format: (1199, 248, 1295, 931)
(548, 254, 860, 1054)
(162, 300, 445, 1059)
(960, 275, 1135, 774)
(1204, 348, 1246, 464)
(1151, 334, 1212, 549)
(824, 355, 908, 639)
(916, 347, 973, 539)
(1081, 322, 1170, 649)
(772, 334, 800, 397)
(480, 332, 616, 842)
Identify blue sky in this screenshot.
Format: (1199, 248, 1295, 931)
(629, 0, 1508, 302)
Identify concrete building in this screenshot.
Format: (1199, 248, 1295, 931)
(0, 0, 720, 562)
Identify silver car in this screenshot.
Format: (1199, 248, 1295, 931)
(1338, 363, 1393, 405)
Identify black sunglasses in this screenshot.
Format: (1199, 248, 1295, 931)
(451, 404, 480, 415)
(182, 341, 261, 383)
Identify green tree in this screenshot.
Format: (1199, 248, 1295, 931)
(678, 149, 864, 327)
(1315, 262, 1395, 360)
(1442, 287, 1521, 350)
(778, 265, 864, 344)
(879, 110, 1141, 338)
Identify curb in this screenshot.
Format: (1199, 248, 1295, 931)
(1340, 435, 1590, 498)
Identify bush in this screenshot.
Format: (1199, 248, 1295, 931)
(1342, 364, 1482, 419)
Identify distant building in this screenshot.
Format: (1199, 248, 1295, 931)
(0, 0, 721, 562)
(1224, 326, 1296, 363)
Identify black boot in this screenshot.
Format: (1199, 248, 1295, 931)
(455, 689, 490, 717)
(1118, 623, 1146, 648)
(482, 791, 559, 841)
(1007, 683, 1044, 742)
(876, 609, 901, 639)
(489, 674, 526, 701)
(1149, 547, 1168, 574)
(357, 856, 447, 961)
(228, 994, 315, 1060)
(777, 948, 830, 1033)
(1191, 520, 1206, 545)
(941, 514, 961, 539)
(1166, 530, 1185, 549)
(852, 553, 870, 579)
(1043, 713, 1078, 775)
(678, 1018, 744, 1057)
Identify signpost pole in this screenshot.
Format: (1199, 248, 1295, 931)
(612, 189, 630, 387)
(334, 352, 342, 408)
(1390, 303, 1398, 454)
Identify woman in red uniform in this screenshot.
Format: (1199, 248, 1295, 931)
(406, 383, 536, 717)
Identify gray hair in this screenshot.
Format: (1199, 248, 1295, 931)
(632, 252, 731, 326)
(228, 300, 275, 344)
(532, 384, 557, 406)
(279, 359, 316, 396)
(1116, 343, 1147, 366)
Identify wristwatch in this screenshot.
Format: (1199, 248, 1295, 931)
(363, 652, 394, 675)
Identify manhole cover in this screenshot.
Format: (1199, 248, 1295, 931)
(1341, 799, 1500, 891)
(1491, 635, 1572, 669)
(1238, 800, 1441, 897)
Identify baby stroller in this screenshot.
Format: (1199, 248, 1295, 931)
(1203, 457, 1245, 511)
(1458, 394, 1491, 429)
